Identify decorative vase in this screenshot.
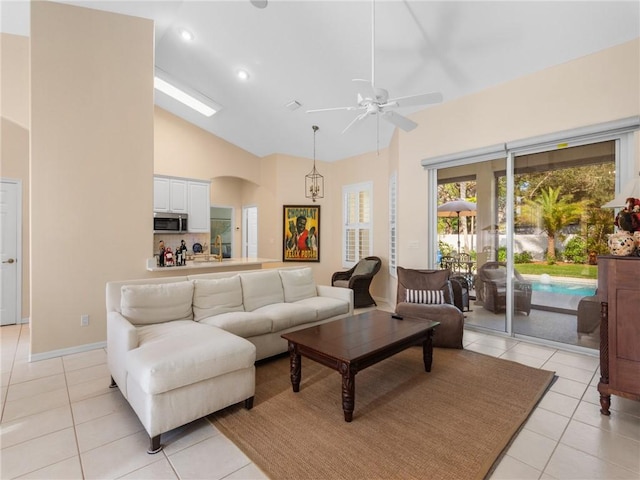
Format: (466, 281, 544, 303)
(607, 231, 636, 256)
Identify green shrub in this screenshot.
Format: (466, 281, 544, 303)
(497, 246, 507, 262)
(563, 236, 588, 264)
(514, 251, 533, 264)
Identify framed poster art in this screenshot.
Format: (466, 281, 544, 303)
(283, 205, 320, 262)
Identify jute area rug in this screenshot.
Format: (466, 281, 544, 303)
(209, 347, 555, 480)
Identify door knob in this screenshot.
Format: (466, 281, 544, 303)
(2, 258, 15, 264)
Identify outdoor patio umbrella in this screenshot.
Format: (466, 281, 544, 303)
(437, 198, 477, 253)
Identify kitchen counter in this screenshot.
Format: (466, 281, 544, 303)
(146, 257, 279, 272)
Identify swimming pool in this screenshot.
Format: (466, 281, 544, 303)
(530, 281, 596, 297)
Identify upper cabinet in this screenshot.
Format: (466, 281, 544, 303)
(154, 177, 187, 213)
(187, 180, 210, 233)
(154, 175, 210, 233)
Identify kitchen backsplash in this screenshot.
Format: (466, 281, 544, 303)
(153, 233, 211, 257)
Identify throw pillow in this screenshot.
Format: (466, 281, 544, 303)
(405, 289, 445, 304)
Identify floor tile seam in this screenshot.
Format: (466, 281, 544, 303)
(219, 460, 260, 480)
(115, 457, 177, 480)
(62, 362, 90, 480)
(556, 435, 640, 475)
(569, 415, 640, 445)
(0, 412, 75, 452)
(540, 358, 598, 375)
(0, 337, 21, 424)
(9, 449, 80, 479)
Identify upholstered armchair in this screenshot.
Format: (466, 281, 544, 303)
(477, 262, 532, 315)
(395, 267, 464, 349)
(577, 294, 600, 338)
(331, 256, 382, 308)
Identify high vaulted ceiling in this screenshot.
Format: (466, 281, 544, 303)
(3, 1, 639, 161)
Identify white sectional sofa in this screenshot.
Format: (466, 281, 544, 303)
(105, 267, 353, 453)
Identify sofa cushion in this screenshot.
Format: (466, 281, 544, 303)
(405, 289, 444, 304)
(293, 296, 350, 321)
(121, 281, 194, 325)
(192, 276, 244, 321)
(253, 303, 317, 331)
(200, 311, 272, 338)
(241, 270, 284, 311)
(127, 322, 255, 395)
(279, 268, 317, 303)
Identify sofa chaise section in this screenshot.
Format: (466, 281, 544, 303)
(106, 267, 353, 452)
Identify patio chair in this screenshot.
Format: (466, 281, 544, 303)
(477, 262, 532, 315)
(331, 256, 381, 308)
(577, 294, 600, 338)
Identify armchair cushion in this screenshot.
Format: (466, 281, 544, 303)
(121, 281, 194, 325)
(353, 259, 378, 276)
(405, 289, 445, 304)
(397, 267, 453, 305)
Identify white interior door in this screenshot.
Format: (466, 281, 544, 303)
(1, 179, 22, 325)
(243, 206, 258, 258)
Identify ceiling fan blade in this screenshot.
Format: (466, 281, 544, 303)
(387, 92, 443, 108)
(382, 110, 418, 132)
(306, 106, 357, 113)
(342, 112, 369, 134)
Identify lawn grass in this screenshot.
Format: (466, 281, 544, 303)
(514, 262, 598, 279)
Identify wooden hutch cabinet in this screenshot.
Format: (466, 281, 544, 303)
(597, 255, 640, 415)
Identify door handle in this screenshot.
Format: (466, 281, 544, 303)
(2, 258, 15, 264)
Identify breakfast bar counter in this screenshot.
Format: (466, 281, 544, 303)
(146, 257, 279, 272)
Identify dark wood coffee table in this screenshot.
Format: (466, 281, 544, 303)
(281, 310, 439, 422)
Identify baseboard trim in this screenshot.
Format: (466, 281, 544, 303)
(29, 341, 107, 362)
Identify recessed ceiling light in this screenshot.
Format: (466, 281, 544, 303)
(237, 69, 250, 81)
(250, 0, 268, 8)
(178, 28, 193, 42)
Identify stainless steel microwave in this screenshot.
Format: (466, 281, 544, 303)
(153, 213, 188, 233)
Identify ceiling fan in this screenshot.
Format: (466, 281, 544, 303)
(307, 0, 443, 136)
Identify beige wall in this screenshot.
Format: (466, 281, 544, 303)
(4, 1, 639, 357)
(1, 33, 31, 320)
(395, 38, 640, 272)
(29, 2, 154, 356)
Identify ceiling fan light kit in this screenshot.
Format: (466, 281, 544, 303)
(305, 125, 324, 203)
(307, 0, 442, 140)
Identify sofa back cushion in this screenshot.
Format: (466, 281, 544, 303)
(192, 276, 244, 321)
(396, 267, 453, 305)
(279, 268, 317, 303)
(121, 281, 194, 325)
(241, 270, 284, 311)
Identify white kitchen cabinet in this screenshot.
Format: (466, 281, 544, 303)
(187, 180, 210, 233)
(154, 177, 187, 213)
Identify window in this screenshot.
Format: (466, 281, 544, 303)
(343, 182, 372, 267)
(389, 172, 397, 277)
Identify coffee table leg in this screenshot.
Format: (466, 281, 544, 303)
(288, 342, 301, 393)
(339, 362, 355, 422)
(422, 329, 435, 372)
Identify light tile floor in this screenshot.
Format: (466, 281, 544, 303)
(1, 320, 639, 479)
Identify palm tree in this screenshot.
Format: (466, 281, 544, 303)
(520, 186, 584, 262)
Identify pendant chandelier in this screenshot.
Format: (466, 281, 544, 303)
(305, 125, 324, 202)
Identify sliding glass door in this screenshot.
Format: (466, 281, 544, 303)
(437, 156, 508, 334)
(431, 135, 623, 349)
